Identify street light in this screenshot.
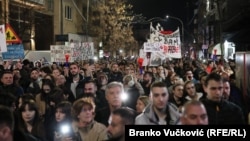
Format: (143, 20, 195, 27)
(166, 15, 184, 48)
(147, 17, 165, 22)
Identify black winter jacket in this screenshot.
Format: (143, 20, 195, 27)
(201, 99, 246, 124)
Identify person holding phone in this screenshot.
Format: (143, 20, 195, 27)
(53, 101, 75, 141)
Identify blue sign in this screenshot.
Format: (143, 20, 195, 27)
(2, 44, 25, 60)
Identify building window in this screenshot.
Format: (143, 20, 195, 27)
(65, 6, 72, 20)
(47, 0, 53, 11)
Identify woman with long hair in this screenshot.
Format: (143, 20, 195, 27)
(49, 101, 75, 141)
(17, 100, 47, 141)
(35, 79, 64, 119)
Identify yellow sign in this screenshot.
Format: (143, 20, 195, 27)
(5, 24, 22, 43)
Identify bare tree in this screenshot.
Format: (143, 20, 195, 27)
(89, 0, 137, 52)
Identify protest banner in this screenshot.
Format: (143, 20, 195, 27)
(2, 44, 25, 60)
(0, 25, 7, 53)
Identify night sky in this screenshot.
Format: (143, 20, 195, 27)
(128, 0, 194, 36)
(128, 0, 187, 22)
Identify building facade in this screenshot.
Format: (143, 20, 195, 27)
(0, 0, 87, 51)
(192, 0, 250, 57)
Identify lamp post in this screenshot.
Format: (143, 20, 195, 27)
(147, 17, 165, 22)
(166, 15, 184, 49)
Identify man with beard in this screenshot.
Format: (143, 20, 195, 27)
(140, 71, 154, 96)
(201, 73, 246, 124)
(108, 62, 123, 83)
(26, 68, 42, 96)
(106, 107, 136, 141)
(83, 79, 108, 112)
(65, 62, 91, 103)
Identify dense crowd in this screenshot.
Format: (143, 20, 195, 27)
(0, 57, 249, 141)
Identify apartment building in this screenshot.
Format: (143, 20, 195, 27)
(0, 0, 87, 50)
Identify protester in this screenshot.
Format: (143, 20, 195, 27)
(201, 72, 246, 124)
(179, 100, 208, 125)
(0, 105, 15, 141)
(17, 100, 47, 141)
(0, 70, 24, 98)
(64, 62, 91, 103)
(168, 83, 187, 112)
(140, 71, 154, 96)
(122, 74, 141, 110)
(52, 101, 74, 141)
(135, 95, 150, 115)
(106, 107, 136, 141)
(108, 63, 123, 83)
(95, 82, 125, 127)
(26, 68, 42, 96)
(135, 81, 180, 125)
(184, 80, 204, 101)
(71, 97, 108, 141)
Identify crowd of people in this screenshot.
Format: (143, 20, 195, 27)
(0, 57, 249, 141)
